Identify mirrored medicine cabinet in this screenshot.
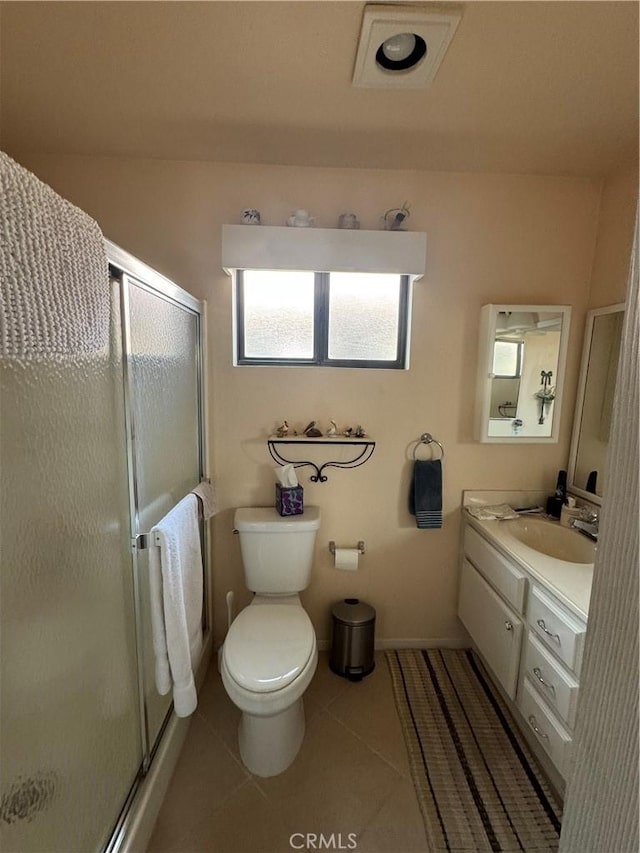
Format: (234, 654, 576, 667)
(475, 304, 572, 443)
(568, 303, 625, 504)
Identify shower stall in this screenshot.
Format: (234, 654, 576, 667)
(0, 240, 208, 852)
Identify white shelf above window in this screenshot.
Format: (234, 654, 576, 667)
(222, 225, 426, 281)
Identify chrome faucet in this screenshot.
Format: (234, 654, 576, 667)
(569, 508, 599, 541)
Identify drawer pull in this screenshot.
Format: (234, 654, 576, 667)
(528, 714, 549, 740)
(536, 619, 561, 644)
(505, 620, 513, 631)
(532, 667, 556, 697)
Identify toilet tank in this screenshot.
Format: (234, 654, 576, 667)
(233, 507, 321, 594)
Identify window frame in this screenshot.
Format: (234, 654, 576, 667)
(235, 270, 410, 369)
(492, 338, 524, 379)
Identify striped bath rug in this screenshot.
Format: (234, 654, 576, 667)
(386, 649, 562, 852)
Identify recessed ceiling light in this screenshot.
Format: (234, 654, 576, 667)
(352, 4, 463, 88)
(376, 32, 427, 71)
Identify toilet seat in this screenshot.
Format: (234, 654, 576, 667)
(224, 603, 315, 693)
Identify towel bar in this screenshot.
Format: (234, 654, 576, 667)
(133, 532, 162, 550)
(133, 482, 210, 550)
(412, 432, 445, 460)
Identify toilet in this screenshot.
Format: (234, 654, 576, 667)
(221, 506, 321, 777)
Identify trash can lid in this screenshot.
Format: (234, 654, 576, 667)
(332, 598, 376, 626)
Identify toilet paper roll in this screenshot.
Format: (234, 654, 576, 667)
(334, 548, 359, 571)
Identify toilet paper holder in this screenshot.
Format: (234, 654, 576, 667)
(329, 540, 366, 555)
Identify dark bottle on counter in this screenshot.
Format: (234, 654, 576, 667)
(546, 470, 567, 519)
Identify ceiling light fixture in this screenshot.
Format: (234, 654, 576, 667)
(376, 32, 427, 71)
(352, 4, 463, 89)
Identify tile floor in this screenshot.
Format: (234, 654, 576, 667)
(147, 651, 428, 853)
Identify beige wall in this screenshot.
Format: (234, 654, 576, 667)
(588, 162, 638, 308)
(11, 152, 602, 647)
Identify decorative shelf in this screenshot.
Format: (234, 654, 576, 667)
(268, 436, 376, 483)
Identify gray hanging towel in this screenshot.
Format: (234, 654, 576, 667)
(409, 459, 443, 529)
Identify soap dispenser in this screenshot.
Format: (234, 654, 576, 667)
(546, 470, 567, 519)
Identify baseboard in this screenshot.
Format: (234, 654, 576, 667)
(116, 631, 214, 853)
(375, 638, 469, 650)
(316, 637, 469, 651)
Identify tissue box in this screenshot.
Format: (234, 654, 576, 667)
(275, 484, 304, 516)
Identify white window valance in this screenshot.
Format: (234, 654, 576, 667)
(221, 225, 426, 281)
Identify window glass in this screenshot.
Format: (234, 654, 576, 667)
(242, 270, 315, 359)
(493, 340, 523, 377)
(236, 270, 408, 368)
(327, 273, 401, 361)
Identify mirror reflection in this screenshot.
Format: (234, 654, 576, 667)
(570, 305, 624, 500)
(486, 310, 568, 439)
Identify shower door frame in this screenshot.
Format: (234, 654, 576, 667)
(105, 241, 209, 850)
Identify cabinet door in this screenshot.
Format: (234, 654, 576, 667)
(459, 558, 523, 699)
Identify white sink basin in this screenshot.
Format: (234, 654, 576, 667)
(499, 517, 596, 564)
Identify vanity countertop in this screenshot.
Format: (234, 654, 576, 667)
(465, 511, 593, 621)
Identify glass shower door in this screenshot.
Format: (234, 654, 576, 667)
(0, 280, 142, 853)
(122, 274, 203, 760)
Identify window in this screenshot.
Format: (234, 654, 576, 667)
(241, 270, 316, 360)
(492, 340, 523, 378)
(236, 270, 410, 368)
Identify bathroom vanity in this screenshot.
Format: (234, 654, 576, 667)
(457, 498, 594, 792)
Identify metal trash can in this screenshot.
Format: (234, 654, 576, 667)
(329, 598, 376, 681)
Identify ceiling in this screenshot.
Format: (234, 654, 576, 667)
(0, 1, 638, 177)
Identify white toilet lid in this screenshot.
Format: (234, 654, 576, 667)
(224, 604, 315, 693)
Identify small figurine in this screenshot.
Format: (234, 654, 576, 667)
(354, 425, 367, 438)
(276, 420, 289, 438)
(327, 419, 338, 437)
(303, 420, 323, 438)
(287, 209, 314, 228)
(338, 213, 359, 230)
(382, 202, 410, 231)
(343, 426, 353, 437)
(241, 208, 261, 225)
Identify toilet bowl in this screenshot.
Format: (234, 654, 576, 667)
(221, 507, 321, 777)
(221, 597, 317, 777)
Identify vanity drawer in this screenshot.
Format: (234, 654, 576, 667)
(464, 525, 527, 613)
(528, 587, 585, 675)
(523, 631, 579, 729)
(518, 677, 572, 776)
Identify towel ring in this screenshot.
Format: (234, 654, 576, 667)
(412, 433, 445, 461)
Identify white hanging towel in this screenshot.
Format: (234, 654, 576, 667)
(148, 494, 203, 717)
(191, 480, 217, 520)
